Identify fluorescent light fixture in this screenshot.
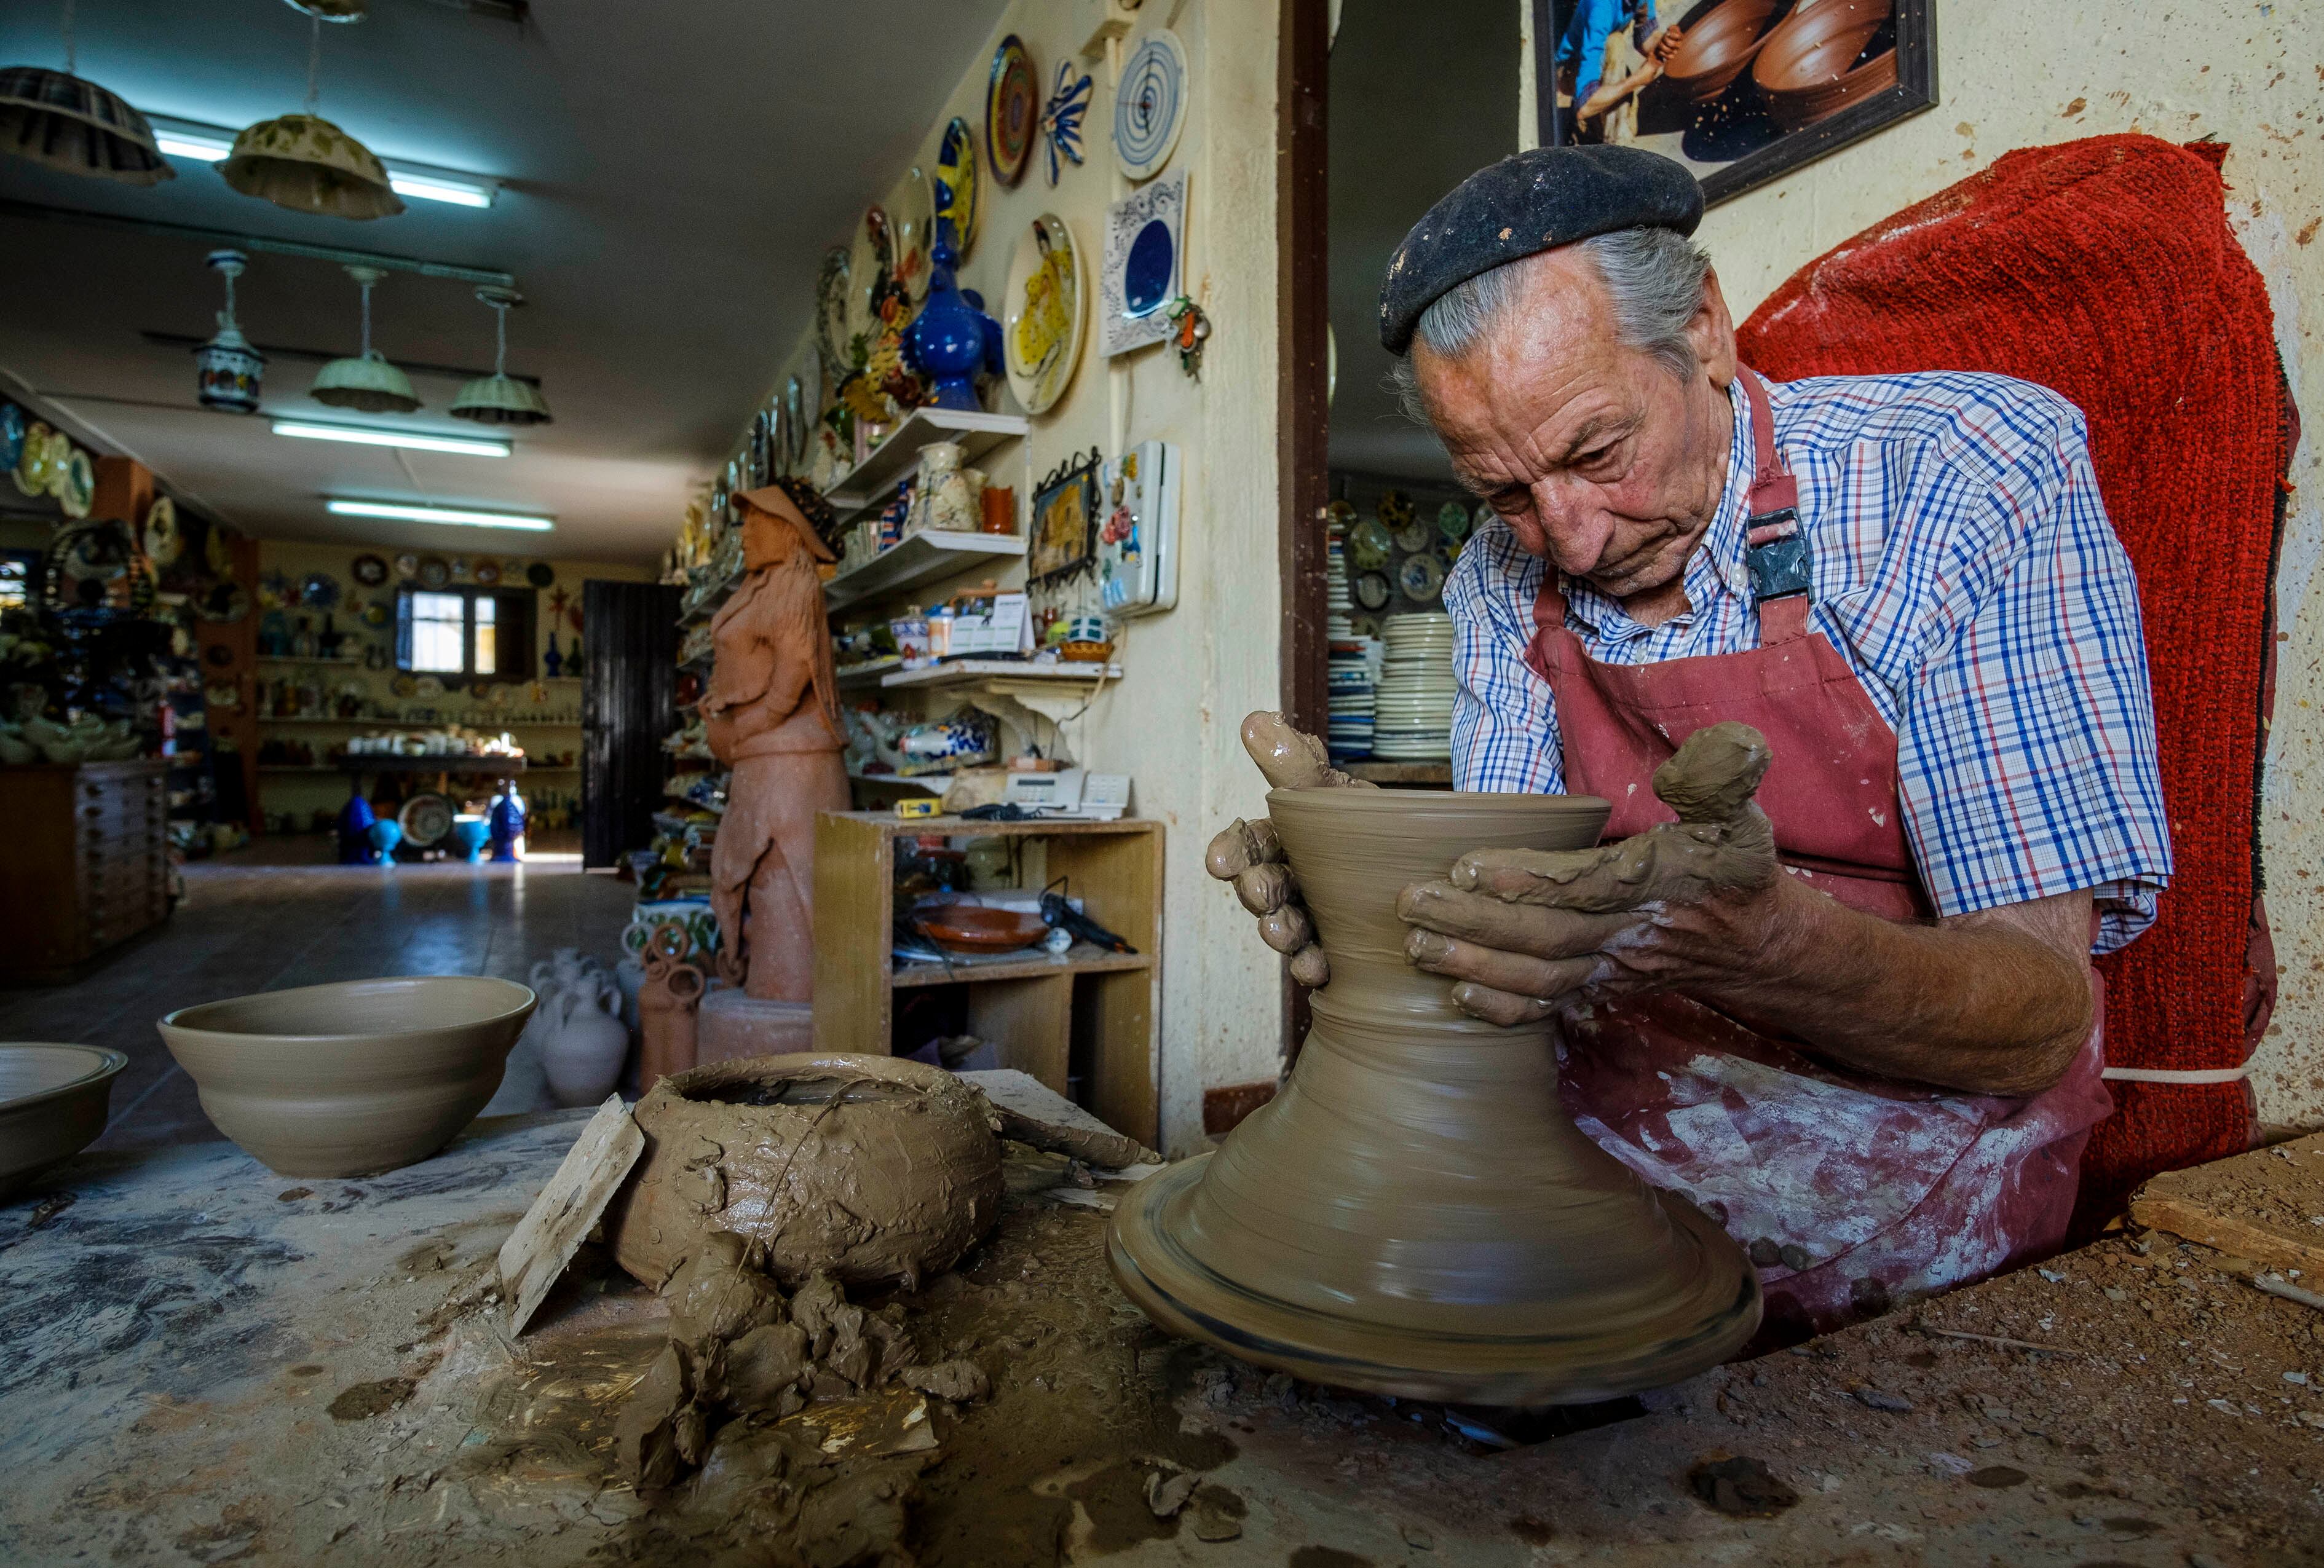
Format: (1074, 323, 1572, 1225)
(274, 420, 510, 458)
(326, 500, 552, 531)
(144, 114, 499, 208)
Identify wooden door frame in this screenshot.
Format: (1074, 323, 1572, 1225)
(1276, 0, 1332, 1066)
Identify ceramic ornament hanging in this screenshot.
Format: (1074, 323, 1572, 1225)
(192, 249, 267, 414)
(1100, 170, 1184, 358)
(221, 10, 403, 220)
(0, 3, 173, 186)
(1039, 59, 1093, 187)
(1112, 28, 1189, 182)
(312, 266, 419, 413)
(933, 116, 978, 259)
(452, 287, 552, 425)
(984, 34, 1036, 190)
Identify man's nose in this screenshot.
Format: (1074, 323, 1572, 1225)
(1527, 479, 1615, 576)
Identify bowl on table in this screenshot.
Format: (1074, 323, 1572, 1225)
(0, 1044, 129, 1199)
(157, 977, 536, 1178)
(917, 905, 1053, 955)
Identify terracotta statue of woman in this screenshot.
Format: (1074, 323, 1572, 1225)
(705, 482, 847, 1000)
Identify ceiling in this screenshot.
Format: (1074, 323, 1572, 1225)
(0, 0, 1011, 564)
(1326, 0, 1517, 482)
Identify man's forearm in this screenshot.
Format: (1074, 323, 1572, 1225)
(1696, 878, 2094, 1097)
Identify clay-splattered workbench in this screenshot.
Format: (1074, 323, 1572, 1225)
(3, 1106, 2321, 1566)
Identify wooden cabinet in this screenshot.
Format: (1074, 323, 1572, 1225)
(0, 760, 170, 980)
(812, 813, 1162, 1147)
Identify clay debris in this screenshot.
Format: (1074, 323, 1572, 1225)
(612, 1232, 989, 1497)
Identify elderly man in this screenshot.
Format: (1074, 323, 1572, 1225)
(1217, 146, 2171, 1339)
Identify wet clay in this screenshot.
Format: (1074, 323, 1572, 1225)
(608, 1054, 1005, 1292)
(1205, 712, 1379, 989)
(1112, 786, 1763, 1405)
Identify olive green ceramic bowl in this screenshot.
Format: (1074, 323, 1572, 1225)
(0, 1044, 129, 1199)
(158, 977, 536, 1178)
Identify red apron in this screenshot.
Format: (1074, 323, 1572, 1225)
(1523, 369, 2114, 1345)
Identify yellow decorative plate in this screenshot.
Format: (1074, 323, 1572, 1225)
(1003, 214, 1084, 417)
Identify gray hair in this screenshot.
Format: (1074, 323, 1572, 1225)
(1389, 226, 1712, 425)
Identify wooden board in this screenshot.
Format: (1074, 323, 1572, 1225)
(2127, 1129, 2324, 1278)
(496, 1095, 646, 1334)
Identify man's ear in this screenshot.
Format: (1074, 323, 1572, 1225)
(1692, 267, 1739, 390)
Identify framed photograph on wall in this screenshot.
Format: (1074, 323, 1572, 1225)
(1533, 0, 1936, 207)
(1027, 449, 1102, 585)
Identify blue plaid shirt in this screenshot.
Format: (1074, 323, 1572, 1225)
(1446, 369, 2172, 953)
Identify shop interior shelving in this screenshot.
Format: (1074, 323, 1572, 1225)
(821, 406, 1028, 519)
(823, 530, 1026, 613)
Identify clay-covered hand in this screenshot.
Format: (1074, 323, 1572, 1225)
(1204, 711, 1377, 988)
(1397, 722, 1782, 1025)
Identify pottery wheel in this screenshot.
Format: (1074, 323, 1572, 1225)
(1109, 787, 1762, 1406)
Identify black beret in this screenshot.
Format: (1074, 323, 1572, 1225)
(1378, 145, 1704, 355)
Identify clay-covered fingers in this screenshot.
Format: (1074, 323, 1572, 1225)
(1397, 880, 1636, 956)
(1204, 816, 1283, 883)
(1404, 928, 1601, 1001)
(1447, 844, 1648, 913)
(1448, 983, 1560, 1028)
(1239, 711, 1378, 792)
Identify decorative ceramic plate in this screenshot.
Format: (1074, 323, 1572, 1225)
(1348, 516, 1393, 572)
(474, 558, 500, 586)
(399, 793, 454, 848)
(1323, 498, 1356, 532)
(57, 446, 95, 518)
(786, 372, 809, 465)
(1113, 26, 1189, 181)
(845, 205, 894, 349)
(204, 521, 234, 577)
(1002, 214, 1085, 417)
(393, 553, 418, 580)
(301, 571, 340, 609)
(814, 245, 852, 372)
(414, 674, 445, 697)
(1393, 517, 1431, 554)
(391, 674, 419, 698)
(1353, 570, 1393, 611)
(470, 679, 493, 699)
(0, 402, 24, 474)
(1398, 552, 1445, 602)
(986, 34, 1037, 189)
(893, 164, 936, 304)
(362, 598, 390, 627)
(13, 420, 53, 495)
(1437, 500, 1472, 540)
(1377, 489, 1416, 530)
(350, 552, 388, 586)
(1437, 538, 1463, 570)
(935, 115, 978, 257)
(417, 556, 451, 589)
(143, 494, 181, 568)
(451, 557, 472, 582)
(526, 562, 553, 588)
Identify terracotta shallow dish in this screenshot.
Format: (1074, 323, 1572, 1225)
(0, 1044, 128, 1199)
(157, 977, 536, 1178)
(1661, 0, 1782, 101)
(919, 905, 1051, 954)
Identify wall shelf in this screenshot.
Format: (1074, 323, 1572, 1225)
(879, 660, 1120, 692)
(824, 531, 1026, 613)
(847, 770, 948, 793)
(823, 407, 1028, 518)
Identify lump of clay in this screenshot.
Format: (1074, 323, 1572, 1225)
(615, 1342, 712, 1490)
(901, 1358, 989, 1403)
(792, 1270, 915, 1392)
(665, 1231, 787, 1345)
(609, 1054, 1006, 1292)
(726, 1322, 811, 1416)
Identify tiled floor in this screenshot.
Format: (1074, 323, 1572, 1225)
(0, 835, 636, 1154)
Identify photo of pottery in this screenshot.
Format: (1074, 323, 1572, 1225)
(1542, 0, 1931, 205)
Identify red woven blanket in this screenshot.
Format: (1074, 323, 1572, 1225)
(1735, 135, 2291, 1229)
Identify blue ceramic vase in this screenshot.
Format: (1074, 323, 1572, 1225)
(906, 228, 1002, 412)
(489, 787, 526, 862)
(338, 794, 378, 864)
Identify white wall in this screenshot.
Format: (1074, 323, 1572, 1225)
(747, 0, 1286, 1151)
(1522, 2, 2324, 1125)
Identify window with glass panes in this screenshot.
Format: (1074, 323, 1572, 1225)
(396, 587, 532, 679)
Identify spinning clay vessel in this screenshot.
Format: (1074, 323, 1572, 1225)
(1110, 788, 1761, 1405)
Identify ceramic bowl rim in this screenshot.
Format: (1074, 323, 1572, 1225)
(0, 1042, 130, 1113)
(159, 975, 538, 1046)
(1268, 787, 1610, 817)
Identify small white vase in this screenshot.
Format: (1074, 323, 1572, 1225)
(540, 976, 630, 1107)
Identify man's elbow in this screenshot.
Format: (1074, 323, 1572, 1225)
(1980, 971, 2095, 1098)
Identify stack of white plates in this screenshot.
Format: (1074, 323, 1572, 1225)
(1373, 613, 1455, 760)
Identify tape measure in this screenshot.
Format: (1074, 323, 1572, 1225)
(894, 798, 940, 819)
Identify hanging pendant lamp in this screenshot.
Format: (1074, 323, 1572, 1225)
(0, 1, 173, 185)
(312, 266, 419, 414)
(281, 0, 368, 18)
(451, 288, 552, 427)
(194, 250, 267, 414)
(221, 12, 403, 220)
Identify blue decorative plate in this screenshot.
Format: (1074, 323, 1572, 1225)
(0, 402, 24, 474)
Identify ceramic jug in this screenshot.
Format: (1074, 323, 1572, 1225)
(539, 974, 630, 1108)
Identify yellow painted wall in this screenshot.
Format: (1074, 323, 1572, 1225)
(1519, 3, 2324, 1124)
(730, 0, 1286, 1151)
(251, 538, 650, 825)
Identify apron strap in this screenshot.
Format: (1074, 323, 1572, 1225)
(1530, 368, 1811, 642)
